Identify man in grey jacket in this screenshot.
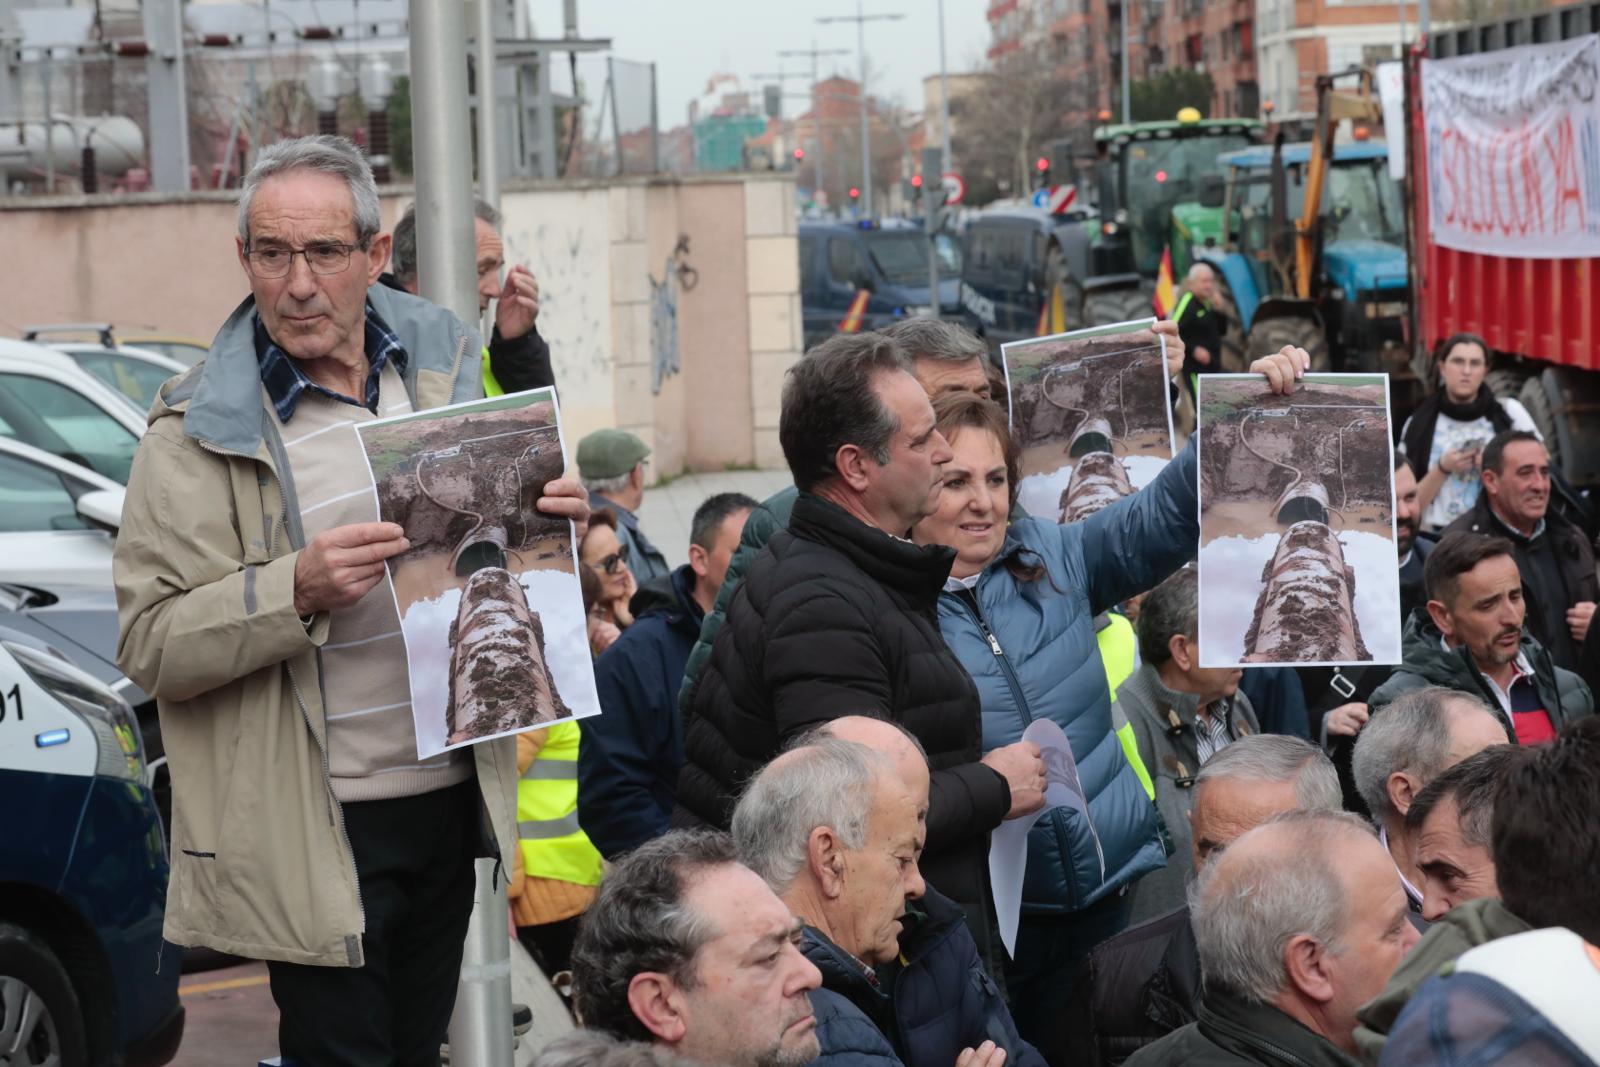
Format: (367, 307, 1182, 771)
(114, 136, 588, 1064)
(1119, 566, 1261, 922)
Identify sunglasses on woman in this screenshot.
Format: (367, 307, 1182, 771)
(590, 543, 631, 575)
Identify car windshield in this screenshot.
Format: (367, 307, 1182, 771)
(1232, 157, 1403, 246)
(0, 373, 139, 484)
(864, 231, 961, 286)
(0, 452, 88, 532)
(130, 340, 208, 366)
(1121, 132, 1255, 271)
(68, 352, 175, 411)
(1323, 160, 1404, 244)
(1123, 133, 1257, 201)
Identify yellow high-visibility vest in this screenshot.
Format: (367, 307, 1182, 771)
(482, 347, 504, 397)
(517, 720, 603, 887)
(1100, 614, 1156, 800)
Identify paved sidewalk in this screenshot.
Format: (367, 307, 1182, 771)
(633, 468, 792, 568)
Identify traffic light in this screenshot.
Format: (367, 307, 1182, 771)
(793, 147, 806, 162)
(849, 186, 860, 202)
(1035, 156, 1050, 188)
(910, 174, 923, 189)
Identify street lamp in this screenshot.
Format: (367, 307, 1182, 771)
(817, 0, 904, 217)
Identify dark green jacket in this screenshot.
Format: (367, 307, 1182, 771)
(677, 484, 797, 712)
(1352, 897, 1531, 1063)
(1368, 610, 1593, 736)
(1125, 987, 1360, 1067)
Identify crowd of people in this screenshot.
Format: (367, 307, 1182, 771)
(110, 136, 1600, 1067)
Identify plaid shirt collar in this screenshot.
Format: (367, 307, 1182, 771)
(254, 300, 409, 423)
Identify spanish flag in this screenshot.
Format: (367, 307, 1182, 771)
(1153, 247, 1177, 318)
(839, 289, 871, 333)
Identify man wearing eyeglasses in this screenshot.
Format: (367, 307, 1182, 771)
(113, 135, 589, 1064)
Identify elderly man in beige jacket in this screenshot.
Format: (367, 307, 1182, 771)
(114, 135, 587, 1064)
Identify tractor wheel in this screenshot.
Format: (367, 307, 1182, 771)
(1248, 315, 1330, 372)
(1486, 367, 1530, 402)
(1208, 277, 1249, 372)
(1518, 375, 1563, 473)
(1043, 247, 1084, 335)
(1085, 286, 1154, 328)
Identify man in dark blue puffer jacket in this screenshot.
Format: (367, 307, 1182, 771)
(733, 720, 1046, 1067)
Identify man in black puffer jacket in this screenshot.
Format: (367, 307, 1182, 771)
(678, 332, 1048, 965)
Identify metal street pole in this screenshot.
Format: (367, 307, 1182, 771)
(818, 3, 904, 218)
(780, 42, 849, 213)
(1120, 0, 1131, 125)
(937, 0, 952, 169)
(476, 0, 499, 208)
(413, 5, 511, 1060)
(410, 0, 479, 324)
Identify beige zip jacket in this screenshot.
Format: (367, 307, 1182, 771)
(114, 285, 518, 967)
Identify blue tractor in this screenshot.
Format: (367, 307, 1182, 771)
(1205, 138, 1410, 376)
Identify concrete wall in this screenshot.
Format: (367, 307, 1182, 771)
(0, 171, 800, 472)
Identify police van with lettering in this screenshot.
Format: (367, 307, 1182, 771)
(0, 630, 183, 1065)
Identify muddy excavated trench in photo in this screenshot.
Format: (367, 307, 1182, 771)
(366, 408, 570, 572)
(1200, 382, 1390, 663)
(1011, 335, 1170, 466)
(365, 405, 580, 742)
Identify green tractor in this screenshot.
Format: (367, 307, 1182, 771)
(1037, 111, 1262, 334)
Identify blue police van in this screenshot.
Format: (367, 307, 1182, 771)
(798, 220, 963, 350)
(0, 629, 182, 1065)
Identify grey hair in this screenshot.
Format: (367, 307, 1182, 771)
(391, 196, 503, 287)
(732, 739, 888, 894)
(569, 830, 738, 1042)
(1353, 687, 1505, 825)
(581, 471, 634, 495)
(1186, 261, 1217, 282)
(880, 317, 989, 365)
(1196, 734, 1342, 812)
(1405, 744, 1525, 848)
(1191, 809, 1377, 1004)
(237, 135, 380, 247)
(1136, 566, 1197, 667)
(532, 1031, 701, 1067)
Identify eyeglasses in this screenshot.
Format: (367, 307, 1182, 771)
(245, 242, 362, 278)
(589, 543, 630, 576)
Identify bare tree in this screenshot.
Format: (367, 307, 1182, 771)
(961, 37, 1088, 202)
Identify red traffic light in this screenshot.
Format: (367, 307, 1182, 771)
(793, 147, 806, 160)
(849, 186, 861, 200)
(910, 174, 923, 188)
(1036, 157, 1049, 171)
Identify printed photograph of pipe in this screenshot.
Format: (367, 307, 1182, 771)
(356, 388, 601, 758)
(1195, 373, 1401, 668)
(1001, 320, 1175, 522)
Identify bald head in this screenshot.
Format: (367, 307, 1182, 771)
(812, 717, 929, 815)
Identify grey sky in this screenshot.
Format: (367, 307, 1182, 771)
(541, 0, 993, 129)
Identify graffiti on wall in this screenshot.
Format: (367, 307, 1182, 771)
(648, 234, 699, 395)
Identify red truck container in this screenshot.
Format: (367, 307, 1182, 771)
(1406, 9, 1600, 490)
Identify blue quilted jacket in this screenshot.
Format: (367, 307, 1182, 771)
(935, 440, 1199, 915)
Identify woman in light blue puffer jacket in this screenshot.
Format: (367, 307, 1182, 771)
(912, 392, 1194, 1059)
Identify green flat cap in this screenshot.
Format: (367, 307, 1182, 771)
(577, 428, 651, 480)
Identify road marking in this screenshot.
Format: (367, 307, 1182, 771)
(180, 974, 270, 997)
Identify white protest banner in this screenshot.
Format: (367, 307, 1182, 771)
(1422, 35, 1600, 259)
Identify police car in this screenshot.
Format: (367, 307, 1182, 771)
(0, 631, 182, 1065)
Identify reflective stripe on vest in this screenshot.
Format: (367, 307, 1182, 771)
(516, 720, 603, 886)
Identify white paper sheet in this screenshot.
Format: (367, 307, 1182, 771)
(988, 718, 1106, 958)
